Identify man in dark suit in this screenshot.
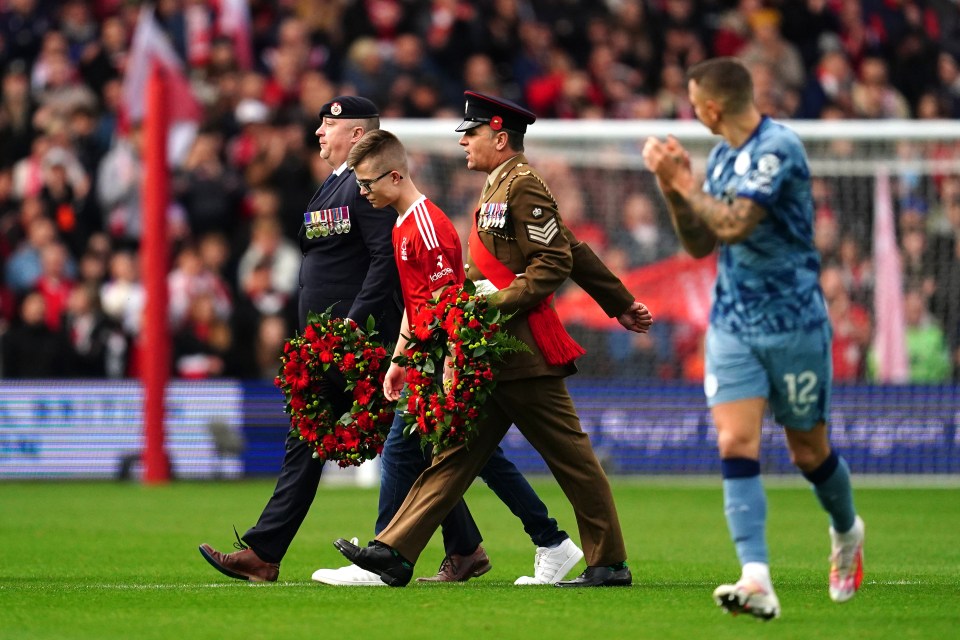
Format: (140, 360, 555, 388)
(335, 92, 652, 588)
(199, 96, 404, 581)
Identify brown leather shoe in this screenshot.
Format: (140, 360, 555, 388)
(416, 545, 491, 582)
(199, 542, 280, 582)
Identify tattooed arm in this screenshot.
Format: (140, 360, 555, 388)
(643, 135, 766, 256)
(669, 191, 766, 247)
(661, 187, 720, 258)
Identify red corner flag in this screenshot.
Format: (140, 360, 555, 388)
(141, 63, 172, 484)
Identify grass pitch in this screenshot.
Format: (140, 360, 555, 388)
(1, 478, 956, 639)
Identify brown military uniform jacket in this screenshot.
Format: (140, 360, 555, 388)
(466, 154, 633, 381)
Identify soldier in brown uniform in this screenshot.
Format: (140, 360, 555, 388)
(335, 92, 652, 587)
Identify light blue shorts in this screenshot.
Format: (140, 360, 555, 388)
(704, 323, 832, 430)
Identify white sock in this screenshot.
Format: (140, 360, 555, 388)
(741, 562, 774, 593)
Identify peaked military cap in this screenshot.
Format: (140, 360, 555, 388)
(318, 95, 379, 119)
(455, 91, 536, 134)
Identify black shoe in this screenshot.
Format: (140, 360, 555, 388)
(555, 565, 632, 587)
(333, 538, 414, 587)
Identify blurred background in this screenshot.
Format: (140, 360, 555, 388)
(0, 0, 958, 481)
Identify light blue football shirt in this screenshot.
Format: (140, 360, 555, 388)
(702, 116, 828, 336)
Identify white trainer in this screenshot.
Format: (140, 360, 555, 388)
(712, 579, 781, 620)
(312, 537, 385, 586)
(312, 563, 385, 586)
(514, 538, 584, 585)
(829, 515, 865, 603)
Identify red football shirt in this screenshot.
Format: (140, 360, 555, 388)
(392, 195, 464, 319)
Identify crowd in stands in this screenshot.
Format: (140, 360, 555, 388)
(0, 0, 958, 383)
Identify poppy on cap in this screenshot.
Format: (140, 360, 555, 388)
(318, 95, 379, 120)
(455, 91, 536, 134)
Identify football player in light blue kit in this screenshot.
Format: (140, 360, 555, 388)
(643, 57, 865, 620)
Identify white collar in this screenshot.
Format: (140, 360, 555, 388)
(396, 195, 427, 227)
(333, 161, 348, 176)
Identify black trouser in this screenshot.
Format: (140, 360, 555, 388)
(242, 373, 347, 564)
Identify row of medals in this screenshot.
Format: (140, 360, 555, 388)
(304, 211, 351, 239)
(478, 202, 508, 229)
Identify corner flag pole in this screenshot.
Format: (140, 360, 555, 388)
(141, 62, 171, 483)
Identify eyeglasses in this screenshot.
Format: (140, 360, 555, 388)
(356, 169, 400, 191)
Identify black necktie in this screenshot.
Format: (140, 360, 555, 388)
(321, 172, 337, 191)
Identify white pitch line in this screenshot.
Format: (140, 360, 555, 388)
(0, 579, 928, 591)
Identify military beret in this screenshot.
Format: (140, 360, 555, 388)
(455, 91, 536, 134)
(318, 95, 379, 119)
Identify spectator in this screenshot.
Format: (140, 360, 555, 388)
(5, 214, 62, 294)
(63, 282, 127, 377)
(174, 128, 244, 238)
(228, 97, 271, 171)
(655, 62, 694, 120)
(12, 135, 52, 200)
(868, 289, 951, 383)
(0, 0, 54, 65)
(780, 0, 841, 70)
(813, 210, 841, 264)
(253, 313, 289, 380)
(341, 38, 391, 107)
(76, 14, 127, 97)
(34, 241, 74, 331)
(738, 8, 806, 92)
(936, 51, 960, 117)
(711, 0, 757, 58)
(231, 260, 295, 380)
(39, 149, 86, 254)
(172, 292, 231, 379)
(96, 125, 142, 242)
(77, 248, 108, 290)
(837, 233, 873, 308)
(463, 53, 503, 100)
(236, 216, 300, 301)
(821, 264, 870, 382)
(614, 192, 677, 267)
(0, 168, 21, 259)
(0, 61, 37, 169)
(1, 290, 74, 378)
(900, 227, 936, 300)
(100, 249, 143, 336)
(799, 49, 856, 119)
(167, 242, 232, 330)
(852, 56, 910, 119)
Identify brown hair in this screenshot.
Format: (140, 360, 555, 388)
(686, 57, 754, 114)
(347, 129, 407, 174)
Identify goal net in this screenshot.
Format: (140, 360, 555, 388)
(384, 118, 960, 476)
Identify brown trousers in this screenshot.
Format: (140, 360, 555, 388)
(377, 376, 626, 567)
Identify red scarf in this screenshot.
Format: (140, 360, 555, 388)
(469, 214, 584, 366)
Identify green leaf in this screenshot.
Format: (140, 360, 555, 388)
(366, 315, 376, 334)
(463, 279, 477, 294)
(474, 345, 487, 357)
(423, 359, 435, 375)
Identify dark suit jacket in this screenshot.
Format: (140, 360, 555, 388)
(298, 168, 402, 340)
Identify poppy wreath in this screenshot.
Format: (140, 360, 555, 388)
(395, 280, 528, 452)
(274, 310, 394, 467)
